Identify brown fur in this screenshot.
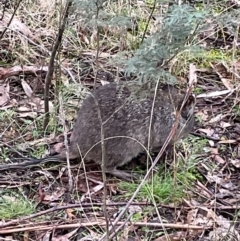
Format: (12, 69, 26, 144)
(0, 82, 195, 180)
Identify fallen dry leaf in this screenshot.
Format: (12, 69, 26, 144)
(208, 114, 227, 124)
(21, 79, 33, 98)
(100, 80, 111, 86)
(0, 103, 14, 110)
(208, 140, 215, 147)
(0, 65, 48, 79)
(211, 62, 234, 90)
(219, 121, 232, 128)
(39, 100, 54, 113)
(197, 89, 232, 98)
(218, 140, 236, 144)
(129, 205, 142, 215)
(38, 183, 46, 203)
(66, 208, 76, 220)
(92, 183, 104, 193)
(230, 159, 240, 168)
(0, 13, 33, 37)
(198, 128, 215, 136)
(192, 182, 212, 200)
(208, 215, 240, 240)
(18, 112, 38, 118)
(196, 110, 209, 121)
(186, 207, 213, 227)
(210, 148, 225, 164)
(51, 228, 85, 241)
(187, 209, 198, 224)
(42, 232, 53, 241)
(42, 187, 66, 203)
(206, 173, 236, 189)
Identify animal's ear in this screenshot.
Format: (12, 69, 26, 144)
(185, 94, 196, 107)
(181, 94, 196, 120)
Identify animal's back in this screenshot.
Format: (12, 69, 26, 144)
(68, 82, 194, 168)
(0, 81, 195, 179)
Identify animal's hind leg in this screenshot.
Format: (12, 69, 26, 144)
(105, 166, 135, 181)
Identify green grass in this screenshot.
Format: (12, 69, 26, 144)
(30, 145, 48, 158)
(0, 147, 11, 163)
(0, 192, 35, 220)
(174, 47, 236, 75)
(0, 110, 16, 128)
(189, 49, 233, 68)
(233, 105, 240, 116)
(119, 172, 185, 203)
(119, 136, 206, 204)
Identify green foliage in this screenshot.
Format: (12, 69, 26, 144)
(124, 4, 208, 84)
(188, 49, 232, 68)
(233, 105, 240, 116)
(119, 135, 205, 203)
(30, 145, 48, 158)
(0, 109, 15, 121)
(73, 0, 133, 28)
(72, 1, 208, 85)
(0, 193, 35, 220)
(119, 172, 185, 203)
(0, 147, 11, 162)
(72, 0, 239, 85)
(217, 8, 240, 34)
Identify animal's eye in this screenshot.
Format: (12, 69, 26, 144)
(179, 94, 196, 119)
(185, 94, 196, 118)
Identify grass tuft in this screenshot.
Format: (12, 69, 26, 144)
(0, 193, 35, 220)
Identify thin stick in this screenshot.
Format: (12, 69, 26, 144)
(0, 0, 22, 39)
(100, 81, 196, 240)
(43, 0, 72, 130)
